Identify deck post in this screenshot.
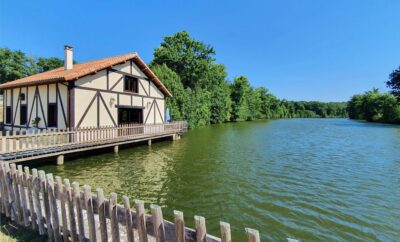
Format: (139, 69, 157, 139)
(173, 134, 181, 141)
(114, 145, 119, 153)
(148, 139, 152, 146)
(57, 155, 64, 165)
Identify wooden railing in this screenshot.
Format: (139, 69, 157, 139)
(0, 162, 276, 242)
(0, 121, 188, 154)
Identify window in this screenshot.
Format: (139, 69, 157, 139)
(5, 106, 11, 124)
(124, 76, 138, 93)
(20, 105, 27, 125)
(48, 103, 57, 127)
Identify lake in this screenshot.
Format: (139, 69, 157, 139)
(38, 119, 400, 241)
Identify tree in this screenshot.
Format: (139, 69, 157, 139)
(230, 76, 251, 121)
(36, 57, 64, 72)
(0, 47, 36, 84)
(152, 31, 216, 89)
(347, 88, 400, 124)
(386, 66, 400, 101)
(150, 64, 188, 121)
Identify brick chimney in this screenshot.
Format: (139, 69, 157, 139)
(64, 45, 73, 70)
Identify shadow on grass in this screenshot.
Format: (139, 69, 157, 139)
(0, 214, 47, 242)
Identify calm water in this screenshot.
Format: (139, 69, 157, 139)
(39, 119, 400, 241)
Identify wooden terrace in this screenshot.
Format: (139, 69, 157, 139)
(0, 121, 188, 163)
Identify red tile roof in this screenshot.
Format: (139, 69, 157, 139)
(0, 52, 172, 97)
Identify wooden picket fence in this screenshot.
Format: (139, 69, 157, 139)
(0, 121, 188, 154)
(0, 162, 276, 242)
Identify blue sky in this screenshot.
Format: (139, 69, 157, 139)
(1, 0, 399, 101)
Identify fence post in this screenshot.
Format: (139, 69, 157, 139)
(246, 228, 260, 242)
(109, 192, 120, 242)
(174, 210, 185, 242)
(39, 170, 53, 241)
(72, 182, 85, 242)
(10, 163, 22, 224)
(195, 216, 207, 242)
(151, 204, 165, 242)
(47, 174, 61, 242)
(65, 179, 77, 242)
(83, 185, 96, 242)
(56, 176, 68, 242)
(220, 222, 231, 242)
(17, 165, 29, 227)
(24, 166, 36, 229)
(0, 163, 10, 217)
(135, 199, 148, 242)
(123, 196, 135, 242)
(97, 188, 108, 242)
(32, 168, 45, 234)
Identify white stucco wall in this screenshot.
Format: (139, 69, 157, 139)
(3, 83, 68, 131)
(73, 60, 166, 128)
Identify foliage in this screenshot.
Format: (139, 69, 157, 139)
(152, 31, 216, 89)
(36, 57, 64, 72)
(386, 66, 400, 100)
(152, 31, 233, 127)
(347, 89, 400, 124)
(0, 47, 36, 84)
(230, 76, 251, 121)
(0, 47, 65, 84)
(31, 117, 41, 128)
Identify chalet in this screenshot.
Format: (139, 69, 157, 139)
(0, 46, 172, 131)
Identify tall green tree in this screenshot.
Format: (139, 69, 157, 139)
(386, 66, 400, 100)
(230, 76, 251, 121)
(152, 31, 215, 89)
(0, 47, 36, 84)
(36, 57, 64, 72)
(150, 64, 188, 121)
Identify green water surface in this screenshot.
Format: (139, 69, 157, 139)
(38, 119, 400, 241)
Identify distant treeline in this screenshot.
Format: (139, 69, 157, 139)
(0, 31, 348, 128)
(347, 89, 400, 124)
(347, 65, 400, 125)
(150, 31, 347, 127)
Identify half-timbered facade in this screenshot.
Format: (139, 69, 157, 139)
(0, 46, 172, 131)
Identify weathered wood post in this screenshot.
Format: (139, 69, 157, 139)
(56, 176, 69, 242)
(97, 188, 108, 242)
(65, 179, 78, 242)
(151, 204, 165, 242)
(39, 170, 53, 241)
(83, 185, 96, 242)
(114, 145, 119, 153)
(246, 228, 260, 242)
(123, 196, 135, 242)
(220, 222, 231, 242)
(32, 169, 45, 235)
(47, 173, 61, 242)
(24, 167, 36, 230)
(17, 165, 29, 227)
(72, 182, 85, 242)
(57, 155, 64, 165)
(109, 192, 120, 242)
(195, 216, 207, 242)
(174, 210, 185, 242)
(135, 199, 148, 242)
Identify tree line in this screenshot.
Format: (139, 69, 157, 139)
(150, 31, 347, 127)
(0, 31, 348, 128)
(347, 67, 400, 124)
